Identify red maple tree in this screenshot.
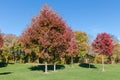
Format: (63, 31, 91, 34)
(65, 28, 78, 65)
(92, 32, 114, 71)
(92, 32, 114, 56)
(20, 4, 78, 72)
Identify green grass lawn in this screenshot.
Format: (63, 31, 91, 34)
(0, 63, 120, 80)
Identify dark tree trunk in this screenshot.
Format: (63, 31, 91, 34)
(71, 56, 73, 67)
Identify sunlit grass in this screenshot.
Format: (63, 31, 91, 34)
(0, 63, 120, 80)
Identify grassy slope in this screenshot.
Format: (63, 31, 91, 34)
(0, 63, 120, 80)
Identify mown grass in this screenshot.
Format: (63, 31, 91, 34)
(0, 63, 120, 80)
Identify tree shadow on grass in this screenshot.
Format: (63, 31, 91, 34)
(79, 63, 97, 69)
(29, 64, 65, 72)
(8, 63, 14, 65)
(0, 62, 8, 68)
(0, 72, 12, 75)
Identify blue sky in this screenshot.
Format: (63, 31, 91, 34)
(0, 0, 120, 41)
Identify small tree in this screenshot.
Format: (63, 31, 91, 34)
(74, 31, 88, 62)
(65, 30, 78, 66)
(2, 34, 19, 63)
(66, 38, 78, 66)
(92, 32, 114, 71)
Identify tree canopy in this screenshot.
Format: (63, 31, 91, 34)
(92, 32, 114, 56)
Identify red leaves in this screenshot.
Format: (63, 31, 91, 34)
(92, 32, 114, 56)
(20, 4, 78, 59)
(20, 26, 35, 47)
(66, 38, 78, 56)
(65, 28, 78, 56)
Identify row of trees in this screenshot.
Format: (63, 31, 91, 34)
(0, 32, 88, 64)
(0, 4, 120, 72)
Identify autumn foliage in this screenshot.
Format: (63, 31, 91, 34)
(74, 31, 88, 56)
(66, 30, 78, 57)
(92, 32, 114, 56)
(20, 4, 78, 60)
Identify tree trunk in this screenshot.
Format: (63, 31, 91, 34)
(5, 57, 8, 63)
(28, 55, 30, 63)
(53, 53, 56, 71)
(54, 62, 56, 71)
(53, 59, 56, 71)
(38, 57, 40, 64)
(45, 61, 48, 73)
(111, 58, 115, 64)
(20, 58, 21, 63)
(85, 58, 88, 63)
(14, 54, 17, 63)
(71, 56, 73, 67)
(102, 55, 105, 72)
(15, 57, 16, 63)
(20, 56, 23, 63)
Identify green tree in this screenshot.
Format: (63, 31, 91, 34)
(74, 31, 89, 62)
(2, 34, 19, 63)
(111, 40, 120, 63)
